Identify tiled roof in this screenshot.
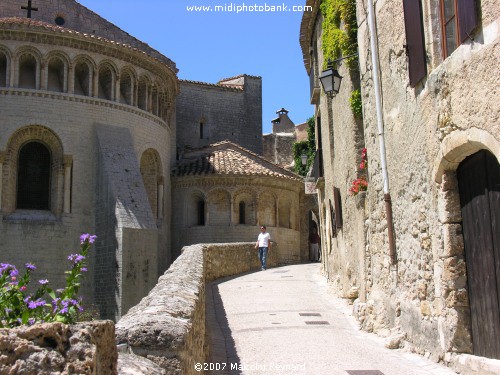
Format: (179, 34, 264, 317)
(179, 79, 244, 91)
(172, 141, 301, 181)
(218, 74, 262, 82)
(0, 17, 177, 73)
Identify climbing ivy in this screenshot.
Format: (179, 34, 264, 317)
(321, 0, 361, 117)
(320, 0, 358, 73)
(349, 89, 362, 118)
(293, 117, 316, 177)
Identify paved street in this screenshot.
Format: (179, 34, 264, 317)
(206, 263, 457, 375)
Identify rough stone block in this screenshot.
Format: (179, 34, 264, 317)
(0, 321, 117, 374)
(442, 224, 464, 258)
(438, 190, 462, 224)
(442, 257, 467, 289)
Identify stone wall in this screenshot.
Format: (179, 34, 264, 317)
(354, 0, 499, 360)
(0, 321, 117, 374)
(116, 242, 280, 374)
(300, 0, 499, 363)
(0, 26, 175, 321)
(171, 175, 304, 261)
(176, 76, 262, 155)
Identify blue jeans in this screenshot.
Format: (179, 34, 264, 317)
(258, 247, 268, 269)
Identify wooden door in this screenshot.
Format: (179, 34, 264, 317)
(457, 150, 500, 359)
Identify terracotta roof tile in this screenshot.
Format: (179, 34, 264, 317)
(179, 79, 244, 91)
(172, 141, 301, 181)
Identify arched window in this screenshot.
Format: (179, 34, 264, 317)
(47, 57, 65, 92)
(17, 142, 51, 210)
(74, 61, 90, 96)
(98, 65, 113, 100)
(197, 199, 205, 226)
(151, 87, 158, 115)
(18, 54, 37, 89)
(119, 70, 133, 105)
(138, 77, 148, 110)
(0, 52, 7, 87)
(239, 201, 246, 224)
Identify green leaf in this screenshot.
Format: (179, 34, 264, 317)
(21, 310, 29, 324)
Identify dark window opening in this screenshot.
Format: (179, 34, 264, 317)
(197, 200, 205, 226)
(54, 16, 65, 26)
(200, 122, 204, 139)
(239, 201, 246, 224)
(17, 142, 51, 210)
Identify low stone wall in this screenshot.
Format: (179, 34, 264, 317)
(115, 242, 282, 374)
(0, 320, 117, 374)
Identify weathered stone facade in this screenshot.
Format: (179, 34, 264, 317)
(301, 0, 499, 365)
(0, 9, 177, 320)
(0, 321, 117, 374)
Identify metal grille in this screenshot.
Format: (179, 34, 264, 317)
(17, 142, 51, 210)
(304, 321, 329, 325)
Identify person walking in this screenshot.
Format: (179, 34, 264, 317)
(309, 227, 320, 262)
(255, 225, 271, 270)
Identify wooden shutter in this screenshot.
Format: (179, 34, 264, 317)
(402, 0, 427, 87)
(457, 0, 478, 43)
(333, 187, 343, 229)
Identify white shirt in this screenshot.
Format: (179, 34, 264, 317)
(258, 232, 271, 247)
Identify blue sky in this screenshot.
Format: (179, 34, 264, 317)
(77, 0, 313, 134)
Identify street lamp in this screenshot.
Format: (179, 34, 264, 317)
(319, 54, 359, 98)
(319, 59, 342, 98)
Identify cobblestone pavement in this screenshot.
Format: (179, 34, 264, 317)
(205, 263, 457, 375)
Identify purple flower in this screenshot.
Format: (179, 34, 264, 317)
(38, 279, 49, 285)
(9, 267, 19, 277)
(81, 267, 88, 272)
(0, 263, 13, 273)
(25, 263, 37, 271)
(80, 233, 97, 244)
(28, 318, 35, 326)
(26, 297, 46, 310)
(4, 308, 12, 315)
(68, 254, 85, 264)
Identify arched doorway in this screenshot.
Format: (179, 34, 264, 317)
(457, 149, 500, 359)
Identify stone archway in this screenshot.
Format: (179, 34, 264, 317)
(433, 129, 500, 356)
(1, 125, 65, 215)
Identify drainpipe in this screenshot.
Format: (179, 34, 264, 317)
(367, 0, 397, 264)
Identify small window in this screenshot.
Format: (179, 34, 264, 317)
(439, 0, 478, 58)
(17, 142, 51, 210)
(239, 201, 246, 224)
(200, 122, 204, 139)
(197, 200, 205, 226)
(54, 16, 65, 26)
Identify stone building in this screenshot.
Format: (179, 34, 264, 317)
(171, 140, 306, 261)
(176, 75, 263, 155)
(0, 0, 280, 321)
(263, 108, 307, 170)
(301, 0, 499, 364)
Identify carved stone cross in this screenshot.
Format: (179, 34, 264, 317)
(21, 0, 38, 18)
